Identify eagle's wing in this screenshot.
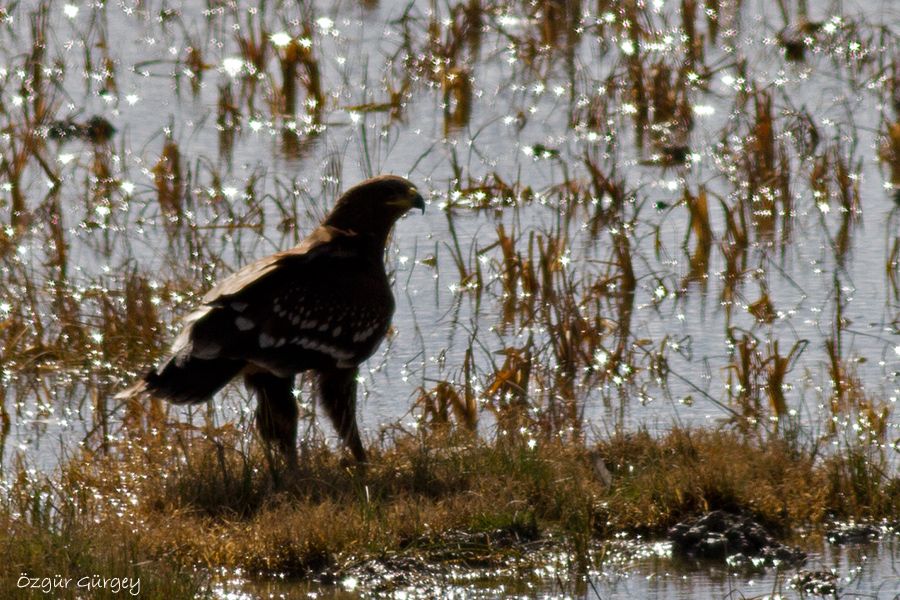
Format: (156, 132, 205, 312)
(200, 225, 339, 303)
(165, 226, 394, 376)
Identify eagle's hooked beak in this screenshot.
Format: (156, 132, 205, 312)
(410, 188, 426, 214)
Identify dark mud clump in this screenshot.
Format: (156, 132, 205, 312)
(322, 523, 544, 593)
(421, 522, 542, 566)
(668, 510, 806, 569)
(47, 116, 116, 143)
(824, 522, 882, 545)
(790, 570, 839, 597)
(322, 555, 449, 594)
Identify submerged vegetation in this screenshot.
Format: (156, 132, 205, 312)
(0, 0, 898, 596)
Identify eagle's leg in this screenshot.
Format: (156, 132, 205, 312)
(318, 367, 367, 464)
(244, 371, 298, 469)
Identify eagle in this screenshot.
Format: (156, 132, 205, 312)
(120, 175, 425, 465)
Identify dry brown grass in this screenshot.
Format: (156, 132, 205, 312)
(2, 425, 896, 591)
(596, 428, 826, 534)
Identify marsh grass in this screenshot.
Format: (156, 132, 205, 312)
(0, 0, 898, 594)
(1, 515, 205, 599)
(2, 424, 896, 593)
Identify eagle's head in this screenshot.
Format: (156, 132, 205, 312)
(324, 175, 425, 246)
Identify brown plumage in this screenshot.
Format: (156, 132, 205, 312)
(119, 175, 425, 464)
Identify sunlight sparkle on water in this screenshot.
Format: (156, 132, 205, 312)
(316, 17, 334, 32)
(221, 57, 244, 78)
(269, 31, 292, 47)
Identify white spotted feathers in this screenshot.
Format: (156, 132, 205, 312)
(237, 291, 388, 367)
(157, 221, 395, 375)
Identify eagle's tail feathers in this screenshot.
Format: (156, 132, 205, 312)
(141, 356, 244, 404)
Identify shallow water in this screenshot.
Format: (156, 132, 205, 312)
(1, 0, 897, 464)
(215, 535, 899, 599)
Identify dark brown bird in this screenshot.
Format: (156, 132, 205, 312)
(119, 175, 425, 465)
(47, 116, 116, 144)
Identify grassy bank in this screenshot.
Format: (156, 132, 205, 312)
(2, 425, 897, 598)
